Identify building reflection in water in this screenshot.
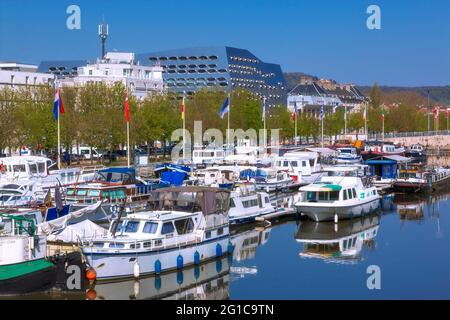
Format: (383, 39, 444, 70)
(89, 256, 230, 300)
(295, 214, 380, 264)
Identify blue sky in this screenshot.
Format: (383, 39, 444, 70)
(0, 0, 448, 86)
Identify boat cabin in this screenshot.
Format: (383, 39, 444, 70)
(0, 156, 53, 181)
(88, 187, 230, 250)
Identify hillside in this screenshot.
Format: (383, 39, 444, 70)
(283, 72, 450, 105)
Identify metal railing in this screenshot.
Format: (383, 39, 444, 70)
(369, 130, 450, 139)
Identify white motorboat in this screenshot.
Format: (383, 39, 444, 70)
(334, 147, 362, 164)
(192, 147, 226, 165)
(229, 182, 274, 224)
(81, 186, 232, 281)
(274, 151, 323, 185)
(295, 166, 380, 222)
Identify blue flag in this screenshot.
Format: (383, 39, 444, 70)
(219, 97, 230, 119)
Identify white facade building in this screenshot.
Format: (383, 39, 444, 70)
(60, 52, 165, 99)
(0, 62, 54, 89)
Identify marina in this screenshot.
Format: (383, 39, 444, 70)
(0, 0, 449, 303)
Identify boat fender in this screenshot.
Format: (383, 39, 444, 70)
(86, 268, 97, 281)
(216, 259, 222, 273)
(177, 254, 183, 270)
(86, 289, 97, 300)
(194, 251, 200, 265)
(177, 270, 183, 285)
(216, 243, 223, 257)
(227, 242, 234, 254)
(155, 259, 162, 274)
(154, 276, 161, 290)
(133, 280, 140, 297)
(133, 262, 140, 279)
(194, 265, 200, 280)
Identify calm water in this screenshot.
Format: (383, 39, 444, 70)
(7, 190, 450, 300)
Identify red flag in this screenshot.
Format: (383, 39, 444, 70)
(291, 111, 297, 121)
(125, 91, 130, 122)
(434, 106, 439, 120)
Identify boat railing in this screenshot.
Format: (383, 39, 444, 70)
(86, 233, 197, 252)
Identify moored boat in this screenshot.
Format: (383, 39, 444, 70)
(229, 182, 274, 224)
(393, 167, 450, 194)
(295, 166, 380, 222)
(81, 186, 232, 281)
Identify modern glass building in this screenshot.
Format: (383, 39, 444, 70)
(136, 46, 287, 107)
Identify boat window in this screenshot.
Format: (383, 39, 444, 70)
(291, 161, 298, 167)
(117, 189, 126, 199)
(124, 221, 140, 233)
(205, 231, 211, 239)
(28, 164, 38, 174)
(174, 218, 194, 234)
(76, 189, 87, 196)
(13, 165, 26, 173)
(329, 191, 339, 201)
(343, 190, 348, 200)
(265, 197, 270, 203)
(302, 161, 307, 167)
(352, 189, 357, 198)
(37, 162, 46, 173)
(318, 192, 328, 201)
(218, 227, 224, 235)
(347, 190, 353, 199)
(87, 189, 100, 197)
(66, 188, 75, 196)
(143, 222, 158, 234)
(283, 161, 289, 167)
(276, 161, 281, 166)
(309, 159, 315, 167)
(229, 198, 235, 208)
(109, 190, 118, 200)
(161, 222, 175, 235)
(306, 192, 316, 202)
(130, 243, 141, 249)
(343, 239, 348, 249)
(242, 199, 258, 208)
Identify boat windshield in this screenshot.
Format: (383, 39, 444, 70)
(147, 190, 229, 214)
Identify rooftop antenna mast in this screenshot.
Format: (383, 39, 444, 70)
(98, 19, 109, 59)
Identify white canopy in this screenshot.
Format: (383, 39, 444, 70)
(47, 219, 107, 243)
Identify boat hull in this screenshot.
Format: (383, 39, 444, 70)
(0, 259, 56, 295)
(82, 237, 230, 281)
(296, 198, 380, 222)
(393, 177, 450, 194)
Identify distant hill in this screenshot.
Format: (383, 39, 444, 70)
(283, 72, 450, 105)
(283, 72, 319, 91)
(357, 86, 450, 105)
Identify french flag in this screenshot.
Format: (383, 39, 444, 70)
(53, 86, 65, 120)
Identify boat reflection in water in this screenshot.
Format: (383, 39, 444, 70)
(229, 225, 272, 278)
(295, 214, 380, 264)
(393, 190, 450, 223)
(89, 256, 230, 300)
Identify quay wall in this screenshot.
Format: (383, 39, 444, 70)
(383, 135, 450, 150)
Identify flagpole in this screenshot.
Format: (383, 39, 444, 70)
(294, 111, 298, 146)
(321, 112, 324, 148)
(382, 115, 385, 141)
(126, 89, 130, 168)
(56, 82, 61, 169)
(227, 92, 231, 151)
(364, 102, 368, 141)
(182, 93, 186, 160)
(263, 97, 267, 148)
(344, 105, 347, 139)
